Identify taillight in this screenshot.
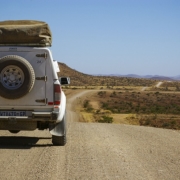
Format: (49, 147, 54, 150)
(54, 84, 61, 105)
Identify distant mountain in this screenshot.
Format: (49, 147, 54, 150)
(123, 74, 142, 78)
(143, 75, 154, 78)
(171, 75, 180, 80)
(107, 74, 142, 78)
(92, 74, 180, 81)
(150, 76, 174, 81)
(57, 62, 180, 86)
(58, 62, 157, 86)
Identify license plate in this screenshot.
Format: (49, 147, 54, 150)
(0, 111, 26, 116)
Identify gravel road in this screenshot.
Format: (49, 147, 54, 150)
(0, 90, 180, 180)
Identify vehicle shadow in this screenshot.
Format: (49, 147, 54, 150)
(0, 136, 53, 149)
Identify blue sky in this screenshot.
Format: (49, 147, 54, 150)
(1, 0, 180, 76)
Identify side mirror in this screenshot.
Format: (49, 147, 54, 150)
(59, 77, 70, 85)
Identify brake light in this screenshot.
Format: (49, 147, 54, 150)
(54, 84, 61, 105)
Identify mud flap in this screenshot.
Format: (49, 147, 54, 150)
(49, 115, 66, 136)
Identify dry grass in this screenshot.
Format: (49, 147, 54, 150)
(95, 91, 180, 114)
(77, 89, 180, 129)
(112, 114, 140, 125)
(80, 112, 95, 123)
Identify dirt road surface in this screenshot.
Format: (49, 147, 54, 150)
(0, 90, 180, 180)
(156, 82, 163, 88)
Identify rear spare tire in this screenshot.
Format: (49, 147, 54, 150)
(0, 55, 35, 99)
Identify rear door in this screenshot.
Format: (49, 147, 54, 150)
(0, 47, 47, 106)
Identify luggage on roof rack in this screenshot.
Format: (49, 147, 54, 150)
(0, 20, 52, 47)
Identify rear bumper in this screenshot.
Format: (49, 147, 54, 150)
(0, 111, 61, 131)
(0, 111, 59, 121)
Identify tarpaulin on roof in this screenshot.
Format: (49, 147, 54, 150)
(0, 20, 52, 47)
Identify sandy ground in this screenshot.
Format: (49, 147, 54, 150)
(0, 89, 180, 180)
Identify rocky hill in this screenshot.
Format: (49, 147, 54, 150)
(58, 62, 158, 87)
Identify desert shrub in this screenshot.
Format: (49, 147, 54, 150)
(140, 119, 151, 126)
(97, 91, 106, 97)
(171, 120, 176, 125)
(98, 116, 113, 123)
(83, 100, 89, 108)
(83, 100, 93, 112)
(155, 91, 160, 95)
(162, 122, 170, 128)
(87, 107, 93, 112)
(101, 102, 109, 109)
(139, 115, 180, 130)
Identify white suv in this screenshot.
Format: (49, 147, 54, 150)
(0, 20, 69, 146)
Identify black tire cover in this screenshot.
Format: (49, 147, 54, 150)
(0, 55, 35, 99)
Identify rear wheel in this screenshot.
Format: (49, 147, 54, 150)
(52, 134, 66, 146)
(52, 115, 66, 146)
(9, 130, 20, 134)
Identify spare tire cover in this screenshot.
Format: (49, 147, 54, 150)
(0, 55, 35, 99)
